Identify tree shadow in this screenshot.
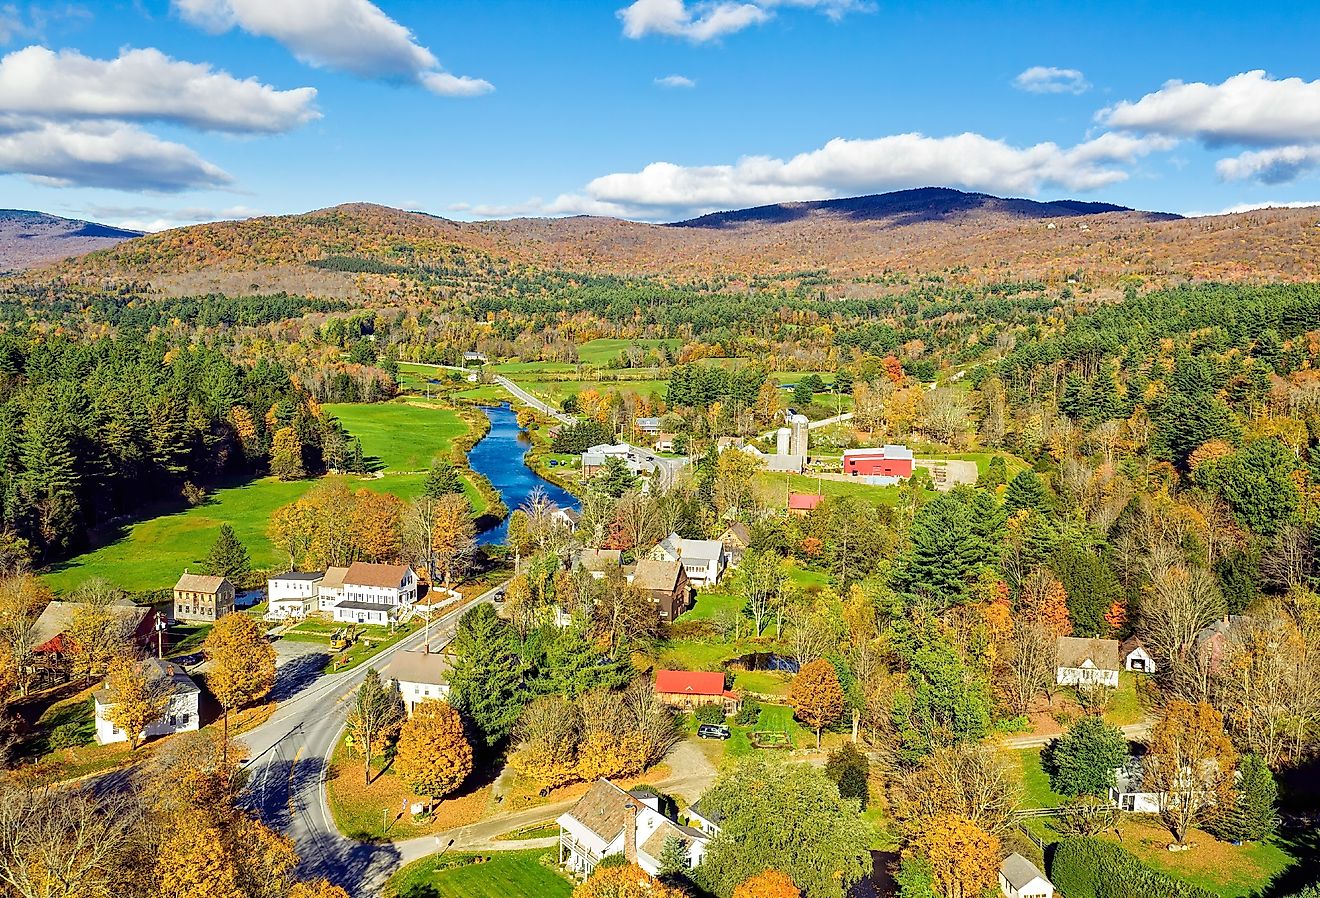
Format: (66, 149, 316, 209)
(270, 652, 331, 702)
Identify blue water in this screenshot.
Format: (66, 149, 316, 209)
(468, 403, 579, 545)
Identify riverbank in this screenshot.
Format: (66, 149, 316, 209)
(466, 403, 579, 544)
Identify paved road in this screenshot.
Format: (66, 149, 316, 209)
(239, 586, 503, 896)
(494, 375, 577, 425)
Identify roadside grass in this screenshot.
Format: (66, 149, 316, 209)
(753, 472, 932, 509)
(281, 617, 422, 674)
(493, 820, 560, 841)
(326, 737, 491, 843)
(1102, 671, 1146, 727)
(1011, 747, 1067, 809)
(325, 401, 468, 472)
(452, 384, 511, 403)
(510, 379, 668, 407)
(1099, 818, 1296, 898)
(385, 849, 572, 898)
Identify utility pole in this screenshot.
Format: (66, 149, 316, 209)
(156, 615, 167, 659)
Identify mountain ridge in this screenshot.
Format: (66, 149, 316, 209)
(0, 210, 143, 270)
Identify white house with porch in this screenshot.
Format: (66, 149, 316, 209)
(650, 533, 725, 588)
(331, 562, 418, 624)
(557, 779, 710, 878)
(1055, 636, 1121, 689)
(266, 570, 324, 619)
(382, 648, 451, 714)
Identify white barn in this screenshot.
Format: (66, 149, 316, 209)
(999, 854, 1054, 898)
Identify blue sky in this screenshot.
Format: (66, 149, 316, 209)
(2, 0, 1319, 229)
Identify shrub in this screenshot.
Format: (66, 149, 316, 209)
(694, 703, 725, 726)
(1050, 837, 1217, 898)
(47, 722, 88, 750)
(734, 700, 761, 727)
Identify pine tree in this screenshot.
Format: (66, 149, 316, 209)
(205, 524, 251, 581)
(446, 604, 528, 746)
(423, 458, 463, 498)
(1213, 753, 1278, 842)
(1004, 469, 1049, 514)
(657, 835, 690, 882)
(824, 742, 870, 808)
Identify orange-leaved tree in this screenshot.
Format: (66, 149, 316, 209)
(914, 813, 1000, 898)
(733, 869, 802, 898)
(395, 700, 473, 809)
(573, 863, 686, 898)
(1145, 699, 1237, 844)
(789, 659, 845, 748)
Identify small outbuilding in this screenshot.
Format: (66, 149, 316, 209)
(1120, 636, 1156, 673)
(999, 853, 1054, 898)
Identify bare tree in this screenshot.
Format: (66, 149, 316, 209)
(891, 744, 1022, 835)
(737, 550, 784, 638)
(1138, 561, 1225, 698)
(1261, 524, 1314, 592)
(998, 621, 1056, 717)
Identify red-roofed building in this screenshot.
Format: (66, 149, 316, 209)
(654, 669, 740, 713)
(787, 492, 824, 517)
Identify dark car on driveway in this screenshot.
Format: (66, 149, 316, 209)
(697, 724, 731, 740)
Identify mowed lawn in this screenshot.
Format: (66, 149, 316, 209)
(511, 379, 668, 407)
(575, 337, 677, 366)
(386, 850, 572, 898)
(326, 401, 467, 472)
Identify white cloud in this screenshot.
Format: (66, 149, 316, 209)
(1101, 71, 1320, 146)
(1215, 145, 1320, 184)
(655, 74, 696, 88)
(75, 204, 262, 232)
(0, 119, 231, 191)
(1013, 66, 1089, 95)
(618, 0, 868, 42)
(173, 0, 493, 96)
(1185, 199, 1320, 217)
(0, 46, 318, 133)
(497, 130, 1172, 220)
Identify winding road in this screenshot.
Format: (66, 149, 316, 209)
(493, 375, 577, 425)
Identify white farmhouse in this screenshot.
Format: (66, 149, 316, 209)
(331, 562, 418, 624)
(999, 854, 1054, 898)
(1055, 636, 1121, 689)
(383, 648, 451, 714)
(267, 570, 324, 619)
(558, 779, 710, 878)
(94, 659, 200, 745)
(651, 532, 725, 587)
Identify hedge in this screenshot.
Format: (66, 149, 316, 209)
(1049, 837, 1217, 898)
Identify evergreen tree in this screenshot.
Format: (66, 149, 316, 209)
(1004, 470, 1050, 514)
(1044, 715, 1128, 797)
(657, 836, 691, 883)
(793, 381, 814, 406)
(979, 455, 1007, 489)
(894, 493, 983, 606)
(446, 603, 527, 747)
(205, 524, 251, 581)
(423, 458, 463, 498)
(824, 742, 870, 808)
(1212, 753, 1278, 842)
(597, 456, 638, 498)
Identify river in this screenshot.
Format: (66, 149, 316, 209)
(467, 402, 579, 545)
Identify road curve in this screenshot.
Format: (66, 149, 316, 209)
(493, 376, 577, 425)
(239, 585, 503, 896)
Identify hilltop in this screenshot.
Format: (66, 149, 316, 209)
(25, 188, 1320, 294)
(0, 210, 142, 270)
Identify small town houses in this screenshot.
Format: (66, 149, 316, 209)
(382, 647, 451, 714)
(173, 572, 236, 622)
(265, 562, 419, 625)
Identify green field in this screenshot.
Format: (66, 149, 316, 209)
(575, 337, 678, 366)
(45, 401, 480, 595)
(386, 850, 572, 898)
(512, 379, 668, 406)
(326, 401, 468, 472)
(754, 472, 934, 509)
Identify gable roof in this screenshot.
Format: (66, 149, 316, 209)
(32, 599, 150, 652)
(559, 778, 636, 844)
(1120, 636, 1148, 657)
(1056, 636, 1122, 671)
(344, 562, 411, 589)
(1000, 853, 1048, 890)
(321, 566, 350, 590)
(788, 492, 823, 511)
(579, 548, 622, 572)
(720, 522, 751, 545)
(272, 570, 325, 582)
(95, 657, 199, 704)
(174, 573, 230, 594)
(383, 648, 451, 686)
(640, 818, 707, 866)
(631, 559, 684, 592)
(676, 538, 723, 562)
(655, 669, 726, 696)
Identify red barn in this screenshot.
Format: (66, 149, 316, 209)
(654, 669, 739, 712)
(842, 444, 915, 478)
(787, 493, 824, 517)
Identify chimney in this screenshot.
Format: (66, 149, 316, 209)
(624, 801, 638, 863)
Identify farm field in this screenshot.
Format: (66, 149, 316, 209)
(575, 337, 678, 365)
(754, 471, 934, 509)
(46, 401, 480, 594)
(511, 379, 668, 406)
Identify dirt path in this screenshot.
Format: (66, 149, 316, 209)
(1001, 720, 1153, 749)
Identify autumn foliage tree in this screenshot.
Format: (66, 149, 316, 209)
(789, 659, 845, 748)
(734, 869, 802, 898)
(270, 426, 306, 480)
(913, 814, 1000, 898)
(203, 613, 277, 750)
(573, 863, 686, 898)
(104, 658, 174, 751)
(1145, 700, 1238, 844)
(345, 668, 405, 785)
(395, 700, 473, 806)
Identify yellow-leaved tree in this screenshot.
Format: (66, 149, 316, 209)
(915, 814, 1000, 898)
(394, 700, 473, 809)
(573, 863, 686, 898)
(104, 658, 174, 751)
(733, 869, 802, 898)
(203, 613, 276, 753)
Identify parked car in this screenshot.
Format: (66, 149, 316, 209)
(697, 724, 731, 740)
